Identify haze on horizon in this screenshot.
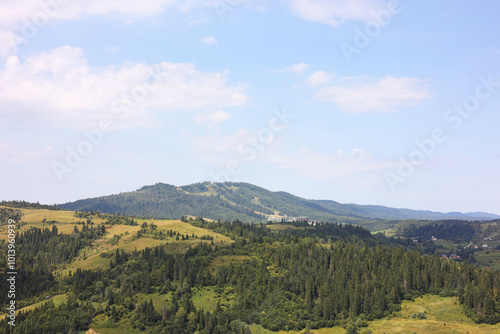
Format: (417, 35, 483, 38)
(0, 0, 499, 215)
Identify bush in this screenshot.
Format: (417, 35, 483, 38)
(411, 312, 427, 320)
(355, 318, 368, 328)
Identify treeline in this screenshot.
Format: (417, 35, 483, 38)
(190, 219, 419, 251)
(60, 183, 265, 222)
(8, 294, 94, 334)
(401, 221, 478, 242)
(480, 220, 500, 240)
(0, 207, 22, 224)
(0, 200, 61, 211)
(0, 224, 106, 308)
(74, 211, 138, 225)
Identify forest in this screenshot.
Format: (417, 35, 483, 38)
(1, 205, 500, 334)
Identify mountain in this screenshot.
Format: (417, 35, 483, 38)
(315, 201, 500, 221)
(58, 182, 500, 228)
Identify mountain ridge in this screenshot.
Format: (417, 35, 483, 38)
(58, 181, 500, 226)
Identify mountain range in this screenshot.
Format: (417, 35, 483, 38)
(57, 182, 500, 230)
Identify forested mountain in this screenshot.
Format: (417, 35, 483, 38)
(58, 182, 499, 226)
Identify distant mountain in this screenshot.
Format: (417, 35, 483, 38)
(58, 182, 500, 228)
(464, 212, 500, 220)
(315, 201, 500, 221)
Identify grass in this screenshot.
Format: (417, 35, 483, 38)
(191, 287, 220, 312)
(0, 206, 110, 240)
(249, 295, 500, 334)
(267, 224, 298, 230)
(154, 220, 233, 243)
(103, 224, 141, 238)
(0, 222, 76, 240)
(475, 249, 500, 269)
(366, 294, 500, 334)
(371, 228, 397, 237)
(249, 324, 345, 334)
(0, 294, 67, 321)
(17, 208, 106, 224)
(209, 255, 253, 270)
(55, 219, 233, 275)
(136, 292, 170, 313)
(91, 314, 142, 334)
(62, 254, 113, 274)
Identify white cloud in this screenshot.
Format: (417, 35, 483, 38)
(270, 147, 394, 179)
(290, 63, 309, 74)
(200, 36, 218, 45)
(187, 128, 252, 155)
(0, 0, 203, 58)
(287, 0, 387, 26)
(0, 0, 198, 23)
(314, 76, 433, 113)
(189, 12, 208, 25)
(194, 110, 231, 124)
(305, 70, 332, 86)
(275, 62, 310, 74)
(0, 46, 247, 129)
(0, 142, 59, 164)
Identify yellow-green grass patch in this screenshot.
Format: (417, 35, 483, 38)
(0, 294, 67, 321)
(475, 249, 500, 269)
(191, 287, 220, 312)
(59, 253, 113, 275)
(366, 294, 500, 334)
(153, 220, 233, 244)
(250, 324, 345, 334)
(17, 208, 106, 224)
(209, 255, 253, 270)
(267, 224, 298, 230)
(0, 222, 79, 240)
(91, 314, 142, 334)
(371, 228, 397, 237)
(103, 224, 141, 239)
(135, 292, 170, 313)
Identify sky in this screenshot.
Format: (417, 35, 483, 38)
(0, 0, 499, 214)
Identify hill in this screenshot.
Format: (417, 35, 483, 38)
(58, 182, 499, 226)
(2, 205, 500, 333)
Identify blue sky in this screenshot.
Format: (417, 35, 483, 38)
(0, 0, 499, 214)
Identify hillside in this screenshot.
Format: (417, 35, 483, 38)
(58, 182, 499, 227)
(3, 206, 500, 333)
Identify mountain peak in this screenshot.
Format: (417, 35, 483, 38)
(59, 181, 500, 229)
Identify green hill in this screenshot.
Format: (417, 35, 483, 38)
(58, 182, 499, 229)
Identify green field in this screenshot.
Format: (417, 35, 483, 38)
(209, 255, 253, 270)
(249, 294, 500, 334)
(191, 287, 220, 312)
(0, 294, 67, 321)
(267, 224, 299, 230)
(475, 249, 500, 270)
(136, 292, 171, 313)
(366, 294, 500, 334)
(371, 228, 397, 237)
